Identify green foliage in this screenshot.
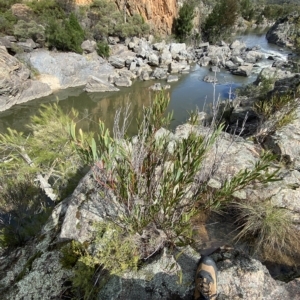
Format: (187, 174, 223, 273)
(14, 20, 45, 42)
(0, 103, 86, 202)
(233, 200, 299, 260)
(0, 10, 17, 35)
(239, 0, 255, 21)
(27, 0, 65, 20)
(254, 91, 298, 128)
(0, 0, 21, 13)
(174, 2, 195, 42)
(94, 222, 140, 275)
(0, 177, 51, 248)
(60, 240, 86, 269)
(46, 12, 84, 53)
(210, 151, 279, 210)
(262, 4, 300, 20)
(203, 0, 239, 43)
(90, 0, 149, 39)
(96, 41, 110, 58)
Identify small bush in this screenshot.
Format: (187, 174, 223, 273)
(202, 0, 239, 43)
(0, 177, 51, 248)
(96, 41, 110, 58)
(174, 2, 195, 42)
(46, 12, 84, 53)
(14, 19, 45, 42)
(0, 11, 17, 35)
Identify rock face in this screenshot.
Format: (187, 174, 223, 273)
(0, 46, 51, 111)
(114, 0, 178, 34)
(20, 49, 118, 91)
(266, 13, 299, 48)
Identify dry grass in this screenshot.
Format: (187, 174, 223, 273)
(233, 200, 300, 262)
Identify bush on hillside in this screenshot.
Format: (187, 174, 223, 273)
(174, 2, 195, 42)
(46, 12, 84, 53)
(14, 19, 45, 42)
(0, 10, 17, 35)
(202, 0, 239, 43)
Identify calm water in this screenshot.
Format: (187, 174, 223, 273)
(0, 31, 291, 134)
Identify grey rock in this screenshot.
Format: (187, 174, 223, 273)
(150, 67, 167, 79)
(169, 62, 189, 74)
(231, 55, 244, 66)
(244, 50, 264, 63)
(169, 43, 186, 58)
(167, 75, 179, 83)
(225, 60, 238, 70)
(129, 61, 137, 71)
(203, 75, 218, 83)
(159, 49, 172, 66)
(21, 49, 117, 91)
(114, 75, 132, 87)
(263, 102, 300, 170)
(266, 13, 298, 47)
(0, 37, 13, 49)
(152, 41, 166, 51)
(148, 53, 159, 66)
(255, 67, 294, 86)
(0, 46, 52, 111)
(107, 36, 120, 45)
(231, 64, 253, 77)
(108, 56, 126, 68)
(198, 42, 209, 48)
(81, 40, 97, 53)
(140, 70, 150, 81)
(84, 75, 119, 92)
(17, 39, 36, 52)
(98, 247, 199, 300)
(198, 56, 211, 67)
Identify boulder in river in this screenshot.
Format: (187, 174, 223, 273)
(84, 75, 119, 92)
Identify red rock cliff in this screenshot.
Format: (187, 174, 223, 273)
(74, 0, 178, 34)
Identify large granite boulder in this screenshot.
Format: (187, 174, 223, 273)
(20, 49, 117, 90)
(0, 46, 51, 111)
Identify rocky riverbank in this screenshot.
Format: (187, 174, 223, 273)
(0, 32, 273, 112)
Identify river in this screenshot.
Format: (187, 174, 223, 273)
(0, 30, 292, 135)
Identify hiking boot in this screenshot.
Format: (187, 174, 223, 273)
(194, 256, 218, 300)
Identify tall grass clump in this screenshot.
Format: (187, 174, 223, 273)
(233, 200, 299, 261)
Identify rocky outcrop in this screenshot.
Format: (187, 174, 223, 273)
(0, 46, 51, 112)
(195, 40, 265, 78)
(266, 13, 300, 48)
(19, 49, 118, 91)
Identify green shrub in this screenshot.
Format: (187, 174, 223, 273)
(46, 12, 84, 53)
(202, 0, 239, 43)
(27, 0, 65, 19)
(0, 177, 51, 248)
(174, 2, 195, 42)
(70, 92, 279, 259)
(0, 11, 17, 35)
(96, 41, 110, 58)
(14, 19, 45, 42)
(0, 0, 21, 14)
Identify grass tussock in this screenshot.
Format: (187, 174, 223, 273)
(233, 200, 300, 262)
